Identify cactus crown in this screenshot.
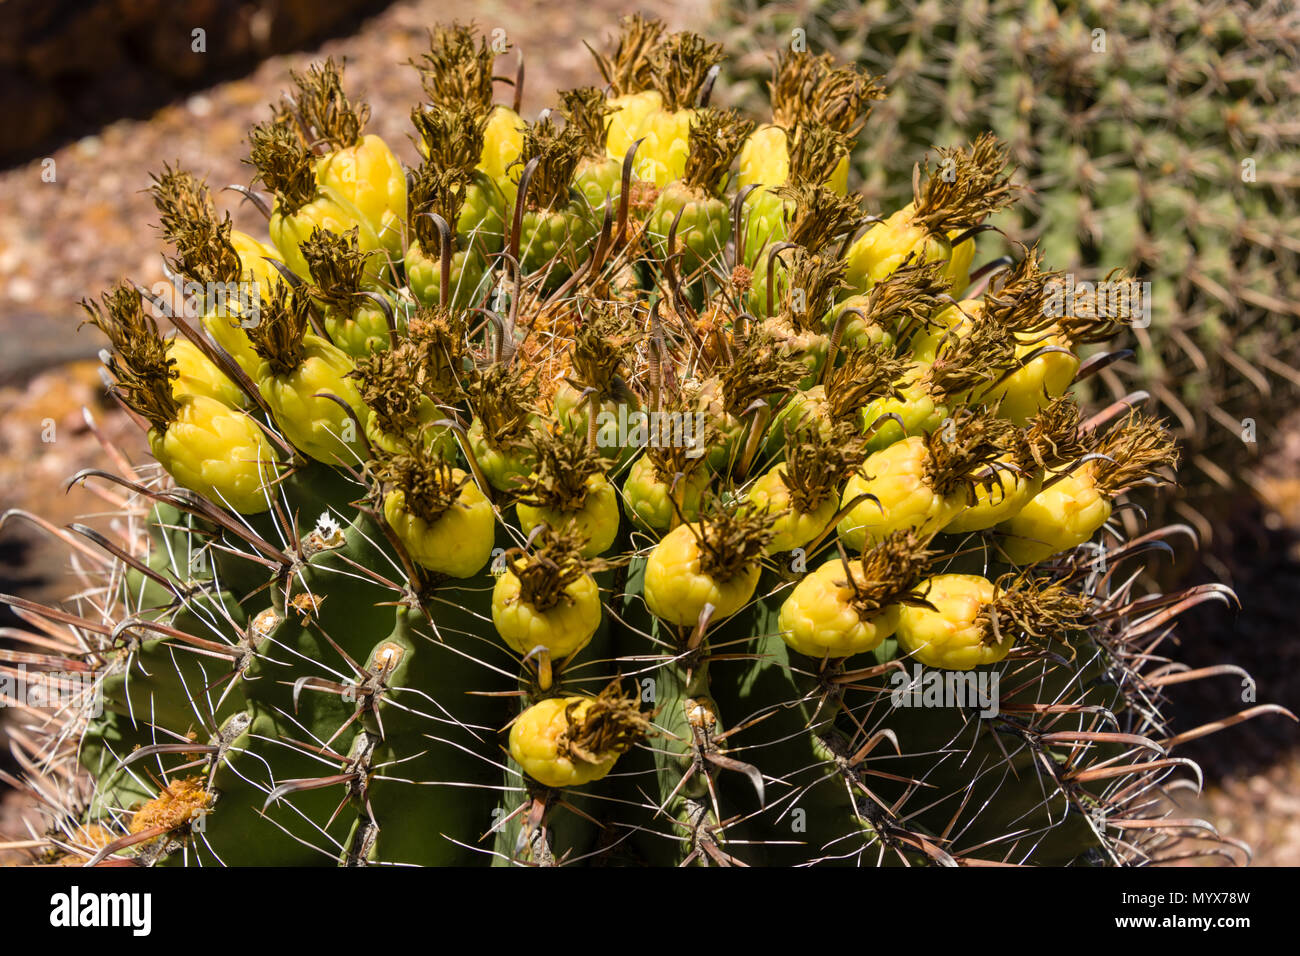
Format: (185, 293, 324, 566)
(411, 22, 500, 115)
(411, 103, 486, 171)
(560, 87, 615, 159)
(246, 282, 312, 374)
(515, 429, 608, 513)
(1090, 412, 1180, 494)
(79, 283, 179, 431)
(248, 120, 318, 215)
(651, 30, 725, 112)
(589, 13, 665, 96)
(781, 422, 868, 513)
(10, 19, 1272, 872)
(912, 133, 1019, 234)
(520, 116, 585, 211)
(682, 107, 753, 193)
(287, 57, 369, 151)
(775, 182, 862, 254)
(409, 164, 472, 253)
(301, 226, 368, 307)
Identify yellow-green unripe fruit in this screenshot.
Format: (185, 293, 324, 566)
(509, 697, 621, 789)
(492, 571, 601, 660)
(777, 560, 901, 659)
(364, 397, 457, 460)
(837, 437, 963, 551)
(644, 523, 761, 626)
(748, 464, 838, 553)
(269, 191, 386, 287)
(977, 331, 1078, 425)
(202, 308, 261, 377)
(516, 475, 620, 558)
(943, 460, 1042, 534)
(383, 473, 494, 577)
(622, 454, 709, 532)
(605, 90, 663, 162)
(482, 105, 525, 205)
(468, 417, 536, 494)
(895, 574, 1013, 670)
(253, 335, 368, 466)
(314, 134, 409, 263)
(166, 337, 246, 408)
(149, 395, 278, 515)
(844, 204, 973, 293)
(998, 469, 1112, 565)
(737, 124, 850, 196)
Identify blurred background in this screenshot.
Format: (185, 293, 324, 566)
(1, 0, 1296, 863)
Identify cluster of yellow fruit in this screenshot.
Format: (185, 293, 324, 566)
(84, 17, 1174, 795)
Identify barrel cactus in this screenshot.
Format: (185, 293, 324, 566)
(1, 18, 1290, 867)
(716, 0, 1300, 533)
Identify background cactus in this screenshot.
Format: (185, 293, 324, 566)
(715, 0, 1300, 537)
(0, 17, 1290, 868)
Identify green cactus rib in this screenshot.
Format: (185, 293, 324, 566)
(1, 17, 1292, 869)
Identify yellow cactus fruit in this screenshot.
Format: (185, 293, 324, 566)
(381, 461, 495, 578)
(491, 529, 604, 661)
(644, 500, 773, 626)
(777, 531, 930, 659)
(509, 682, 651, 789)
(999, 411, 1176, 565)
(166, 336, 246, 408)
